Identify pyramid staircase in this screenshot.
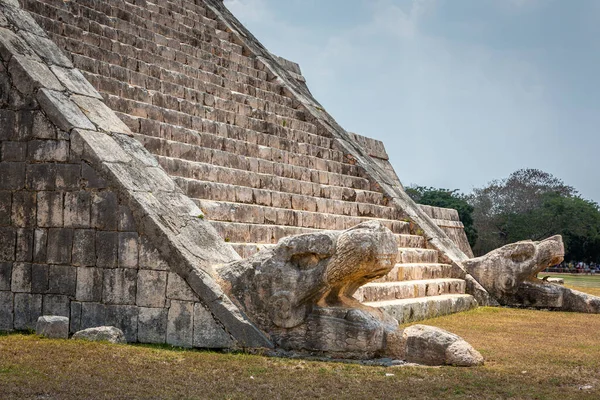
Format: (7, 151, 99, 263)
(21, 0, 478, 324)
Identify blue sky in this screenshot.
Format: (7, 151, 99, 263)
(224, 0, 600, 203)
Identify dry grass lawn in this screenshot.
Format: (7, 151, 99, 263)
(1, 282, 600, 399)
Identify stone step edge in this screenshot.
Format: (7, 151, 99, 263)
(364, 293, 475, 308)
(362, 278, 465, 288)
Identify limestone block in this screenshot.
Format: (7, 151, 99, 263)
(91, 192, 118, 230)
(55, 164, 81, 191)
(136, 270, 167, 308)
(118, 205, 136, 232)
(81, 162, 106, 189)
(36, 315, 69, 339)
(72, 129, 131, 164)
(8, 55, 64, 95)
(167, 300, 194, 348)
(193, 303, 233, 348)
(103, 268, 137, 305)
(69, 301, 81, 334)
(28, 140, 69, 162)
(47, 229, 73, 265)
(26, 164, 56, 190)
(106, 305, 138, 342)
(71, 95, 131, 134)
(138, 236, 169, 271)
(19, 31, 72, 67)
(0, 227, 15, 261)
(0, 191, 11, 225)
(118, 232, 138, 268)
(0, 291, 13, 330)
(0, 262, 10, 290)
(72, 229, 96, 267)
(50, 66, 102, 99)
(11, 191, 36, 228)
(42, 295, 70, 318)
(13, 293, 42, 330)
(0, 2, 47, 37)
(0, 26, 41, 61)
(72, 326, 126, 344)
(48, 265, 76, 296)
(11, 262, 31, 292)
(36, 191, 64, 227)
(80, 302, 106, 330)
(36, 89, 95, 132)
(137, 307, 167, 344)
(31, 263, 48, 293)
(76, 267, 103, 302)
(166, 272, 199, 302)
(15, 228, 33, 262)
(32, 229, 47, 263)
(64, 191, 91, 228)
(1, 141, 27, 162)
(0, 162, 26, 190)
(30, 111, 57, 140)
(95, 231, 118, 268)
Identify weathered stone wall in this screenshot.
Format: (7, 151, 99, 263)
(0, 0, 270, 348)
(419, 205, 474, 258)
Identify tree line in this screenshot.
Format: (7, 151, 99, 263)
(407, 169, 600, 262)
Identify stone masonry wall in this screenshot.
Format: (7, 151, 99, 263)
(0, 0, 270, 348)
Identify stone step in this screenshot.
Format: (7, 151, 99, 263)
(354, 279, 466, 303)
(202, 201, 409, 234)
(397, 248, 438, 264)
(229, 243, 276, 258)
(396, 234, 426, 249)
(365, 294, 478, 324)
(375, 263, 457, 283)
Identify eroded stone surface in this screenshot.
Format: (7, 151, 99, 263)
(36, 315, 68, 339)
(72, 326, 126, 344)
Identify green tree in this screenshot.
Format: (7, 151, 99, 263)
(407, 186, 478, 247)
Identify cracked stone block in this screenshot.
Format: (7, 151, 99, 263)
(37, 191, 64, 228)
(42, 294, 70, 317)
(167, 300, 194, 348)
(33, 229, 47, 263)
(138, 236, 169, 271)
(8, 55, 64, 95)
(118, 232, 138, 268)
(193, 303, 233, 348)
(36, 89, 95, 132)
(11, 191, 36, 227)
(0, 26, 41, 61)
(72, 229, 96, 267)
(91, 191, 118, 230)
(48, 265, 76, 296)
(50, 66, 102, 99)
(118, 205, 136, 232)
(11, 262, 31, 292)
(80, 302, 106, 330)
(31, 263, 48, 294)
(76, 267, 103, 302)
(0, 227, 16, 261)
(96, 231, 118, 268)
(0, 291, 13, 330)
(105, 305, 138, 342)
(103, 268, 137, 305)
(0, 162, 26, 190)
(13, 293, 42, 330)
(64, 191, 91, 228)
(0, 3, 47, 37)
(36, 315, 69, 339)
(71, 95, 131, 134)
(19, 30, 72, 67)
(47, 228, 73, 265)
(137, 307, 167, 344)
(0, 262, 10, 290)
(136, 270, 167, 308)
(166, 272, 199, 302)
(69, 301, 81, 333)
